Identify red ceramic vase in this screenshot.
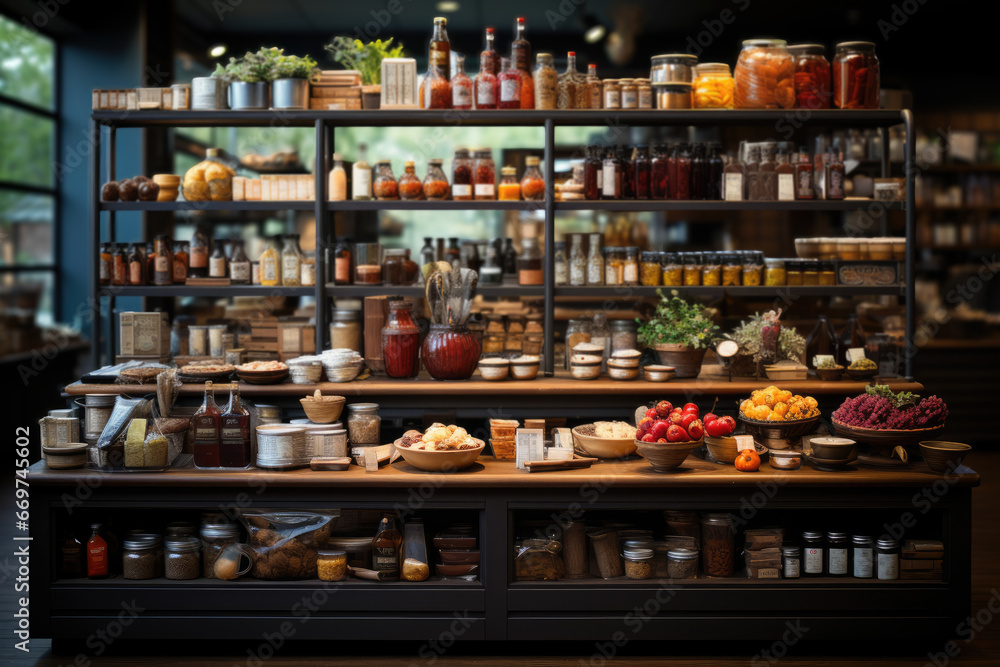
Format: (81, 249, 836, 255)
(421, 324, 481, 380)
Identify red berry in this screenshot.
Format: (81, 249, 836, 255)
(642, 433, 656, 443)
(646, 408, 659, 420)
(687, 419, 704, 439)
(666, 424, 687, 442)
(655, 401, 673, 417)
(681, 413, 698, 429)
(703, 412, 718, 425)
(683, 402, 698, 413)
(652, 420, 671, 441)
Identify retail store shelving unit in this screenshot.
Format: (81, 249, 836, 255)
(90, 108, 914, 375)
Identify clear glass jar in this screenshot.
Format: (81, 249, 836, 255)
(604, 247, 624, 286)
(346, 403, 380, 446)
(474, 148, 496, 200)
(565, 318, 592, 370)
(620, 79, 638, 109)
(700, 514, 734, 577)
(554, 241, 568, 286)
(693, 63, 734, 109)
(702, 252, 723, 287)
(610, 319, 637, 353)
(300, 253, 316, 287)
(833, 41, 879, 110)
(533, 52, 557, 110)
(398, 160, 423, 200)
(518, 237, 544, 286)
(330, 309, 362, 353)
(451, 147, 474, 200)
(281, 234, 303, 286)
(602, 79, 621, 109)
(480, 241, 503, 285)
(317, 549, 348, 582)
(123, 534, 163, 580)
(662, 252, 683, 286)
(782, 545, 801, 579)
(667, 547, 699, 579)
(623, 548, 653, 580)
(742, 251, 764, 286)
(785, 259, 803, 286)
(876, 537, 899, 580)
(498, 166, 520, 201)
(372, 160, 399, 200)
(354, 243, 382, 285)
(826, 532, 849, 577)
(200, 522, 240, 579)
(568, 234, 587, 286)
(734, 39, 794, 109)
(586, 233, 603, 285)
(802, 531, 824, 577)
(423, 159, 449, 200)
(623, 247, 639, 286)
(683, 252, 702, 286)
(764, 257, 786, 286)
(723, 252, 742, 287)
(520, 156, 545, 201)
(636, 78, 653, 109)
(640, 251, 662, 286)
(788, 44, 831, 109)
(852, 535, 874, 579)
(259, 236, 281, 286)
(165, 536, 201, 580)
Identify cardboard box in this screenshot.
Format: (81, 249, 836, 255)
(119, 312, 170, 357)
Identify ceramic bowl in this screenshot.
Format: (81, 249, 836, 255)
(611, 349, 642, 367)
(571, 424, 637, 459)
(809, 436, 857, 461)
(635, 438, 703, 472)
(846, 367, 878, 381)
(643, 365, 676, 382)
(918, 441, 971, 473)
(478, 358, 510, 381)
(570, 363, 602, 380)
(510, 356, 540, 380)
(393, 438, 485, 472)
(815, 366, 844, 381)
(607, 360, 639, 381)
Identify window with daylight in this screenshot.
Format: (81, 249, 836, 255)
(0, 13, 57, 325)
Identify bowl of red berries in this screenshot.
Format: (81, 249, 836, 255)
(634, 400, 705, 472)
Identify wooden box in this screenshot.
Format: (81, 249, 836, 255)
(363, 296, 390, 375)
(278, 320, 316, 360)
(119, 312, 170, 357)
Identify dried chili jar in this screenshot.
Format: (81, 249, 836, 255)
(423, 159, 449, 200)
(734, 39, 794, 109)
(788, 44, 831, 109)
(451, 148, 473, 200)
(422, 65, 451, 109)
(474, 148, 496, 200)
(520, 156, 545, 201)
(833, 41, 879, 109)
(398, 160, 423, 200)
(372, 161, 399, 200)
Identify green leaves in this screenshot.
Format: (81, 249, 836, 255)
(725, 312, 806, 364)
(865, 384, 919, 409)
(324, 36, 405, 85)
(213, 47, 318, 83)
(636, 289, 719, 350)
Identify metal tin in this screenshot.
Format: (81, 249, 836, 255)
(191, 76, 228, 110)
(653, 83, 692, 109)
(650, 54, 698, 84)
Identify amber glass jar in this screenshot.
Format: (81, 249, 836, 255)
(741, 251, 764, 286)
(734, 39, 794, 109)
(372, 161, 399, 200)
(764, 257, 786, 286)
(721, 253, 741, 287)
(498, 167, 520, 201)
(833, 42, 879, 110)
(702, 252, 722, 287)
(682, 252, 702, 286)
(640, 251, 662, 287)
(662, 252, 683, 286)
(398, 161, 423, 200)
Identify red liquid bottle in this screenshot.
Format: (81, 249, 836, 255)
(666, 144, 679, 199)
(193, 381, 222, 467)
(634, 145, 650, 200)
(510, 17, 533, 109)
(86, 523, 109, 579)
(651, 145, 668, 199)
(583, 146, 600, 200)
(381, 300, 421, 378)
(219, 382, 251, 468)
(451, 53, 473, 110)
(674, 145, 692, 200)
(474, 47, 498, 110)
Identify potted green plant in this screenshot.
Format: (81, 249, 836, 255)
(271, 52, 320, 110)
(725, 311, 806, 378)
(636, 290, 719, 378)
(214, 47, 281, 110)
(325, 36, 405, 110)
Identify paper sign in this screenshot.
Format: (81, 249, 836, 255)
(551, 428, 573, 451)
(813, 354, 835, 368)
(515, 429, 544, 470)
(845, 347, 866, 363)
(735, 435, 756, 453)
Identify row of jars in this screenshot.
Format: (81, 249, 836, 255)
(583, 143, 724, 200)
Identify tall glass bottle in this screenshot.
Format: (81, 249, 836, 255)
(651, 144, 668, 199)
(533, 53, 557, 110)
(152, 235, 172, 286)
(510, 17, 533, 109)
(110, 243, 126, 286)
(230, 240, 250, 285)
(419, 237, 436, 269)
(127, 242, 145, 286)
(675, 145, 692, 200)
(502, 238, 518, 278)
(723, 149, 744, 201)
(474, 50, 498, 109)
(381, 301, 421, 379)
(86, 523, 110, 580)
(451, 53, 472, 110)
(372, 516, 401, 580)
(429, 16, 451, 80)
(602, 147, 619, 200)
(209, 238, 227, 278)
(776, 150, 796, 201)
(329, 152, 347, 201)
(481, 27, 500, 76)
(259, 236, 281, 287)
(557, 51, 582, 109)
(219, 382, 251, 468)
(172, 241, 188, 284)
(497, 57, 522, 110)
(744, 144, 761, 201)
(193, 381, 221, 468)
(826, 146, 845, 200)
(795, 147, 815, 200)
(839, 314, 867, 366)
(586, 64, 602, 108)
(189, 227, 209, 278)
(622, 146, 635, 199)
(634, 145, 651, 199)
(587, 232, 604, 285)
(281, 234, 303, 286)
(758, 144, 777, 201)
(583, 146, 600, 200)
(352, 143, 372, 201)
(690, 143, 707, 200)
(707, 142, 724, 200)
(666, 144, 679, 199)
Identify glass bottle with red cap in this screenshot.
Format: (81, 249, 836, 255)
(510, 17, 533, 109)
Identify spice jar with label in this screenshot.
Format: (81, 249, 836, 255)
(700, 514, 734, 577)
(620, 79, 638, 109)
(423, 159, 449, 200)
(852, 535, 874, 578)
(662, 252, 683, 286)
(498, 166, 520, 201)
(451, 148, 474, 200)
(623, 247, 639, 285)
(474, 149, 496, 200)
(667, 547, 699, 579)
(826, 531, 849, 577)
(518, 237, 544, 286)
(602, 79, 621, 109)
(330, 309, 362, 353)
(640, 251, 662, 286)
(876, 537, 899, 580)
(637, 78, 653, 109)
(347, 403, 380, 446)
(802, 531, 824, 576)
(782, 545, 801, 579)
(604, 247, 624, 286)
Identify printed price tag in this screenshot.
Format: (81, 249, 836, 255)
(735, 435, 756, 453)
(846, 347, 866, 363)
(813, 354, 836, 368)
(515, 429, 544, 470)
(551, 427, 573, 451)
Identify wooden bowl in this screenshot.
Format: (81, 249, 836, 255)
(571, 424, 637, 459)
(439, 550, 481, 564)
(815, 366, 844, 381)
(236, 368, 290, 385)
(299, 395, 345, 423)
(845, 367, 877, 381)
(393, 438, 485, 472)
(643, 365, 676, 382)
(704, 436, 767, 465)
(635, 438, 703, 472)
(918, 441, 970, 473)
(832, 420, 946, 450)
(739, 414, 820, 441)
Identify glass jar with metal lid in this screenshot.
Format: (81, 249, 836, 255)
(650, 54, 697, 84)
(654, 83, 692, 109)
(604, 247, 625, 286)
(851, 535, 874, 578)
(801, 258, 820, 286)
(602, 79, 621, 109)
(667, 547, 699, 579)
(123, 534, 163, 580)
(636, 78, 653, 109)
(826, 531, 849, 577)
(623, 247, 640, 285)
(734, 39, 794, 109)
(640, 251, 662, 286)
(785, 259, 803, 286)
(201, 521, 240, 579)
(662, 252, 683, 286)
(693, 62, 734, 109)
(819, 260, 837, 286)
(346, 403, 380, 446)
(610, 319, 637, 353)
(620, 79, 638, 109)
(876, 537, 899, 580)
(701, 252, 722, 286)
(330, 309, 362, 353)
(317, 549, 348, 582)
(165, 521, 197, 538)
(623, 547, 654, 579)
(781, 545, 801, 579)
(833, 42, 879, 110)
(700, 513, 734, 577)
(764, 257, 786, 286)
(682, 252, 703, 286)
(802, 531, 825, 576)
(788, 44, 831, 109)
(720, 252, 740, 286)
(742, 251, 764, 286)
(165, 536, 202, 580)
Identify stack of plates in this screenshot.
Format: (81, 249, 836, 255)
(287, 355, 324, 384)
(255, 424, 309, 469)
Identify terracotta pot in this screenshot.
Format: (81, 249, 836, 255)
(422, 324, 481, 381)
(653, 344, 707, 379)
(362, 85, 382, 110)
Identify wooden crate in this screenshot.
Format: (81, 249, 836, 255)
(278, 320, 315, 361)
(119, 312, 170, 357)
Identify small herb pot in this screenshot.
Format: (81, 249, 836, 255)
(272, 78, 309, 110)
(229, 81, 269, 110)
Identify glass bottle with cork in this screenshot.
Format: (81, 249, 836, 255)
(281, 234, 303, 286)
(219, 382, 251, 468)
(557, 51, 582, 109)
(193, 381, 222, 468)
(189, 227, 209, 278)
(229, 240, 250, 285)
(328, 153, 347, 201)
(481, 27, 500, 76)
(744, 144, 761, 201)
(112, 244, 127, 286)
(450, 53, 472, 110)
(172, 240, 188, 284)
(352, 143, 372, 201)
(510, 17, 533, 108)
(127, 242, 145, 286)
(587, 64, 602, 108)
(333, 237, 352, 286)
(759, 143, 777, 201)
(776, 149, 796, 201)
(209, 238, 227, 279)
(520, 156, 544, 201)
(533, 52, 557, 110)
(723, 148, 744, 201)
(152, 235, 172, 286)
(826, 145, 845, 200)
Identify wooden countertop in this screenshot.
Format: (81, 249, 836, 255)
(63, 373, 925, 398)
(28, 456, 979, 489)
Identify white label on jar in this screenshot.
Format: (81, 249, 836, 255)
(778, 173, 795, 201)
(604, 90, 620, 108)
(282, 256, 299, 280)
(602, 165, 615, 196)
(230, 261, 250, 282)
(724, 173, 743, 201)
(99, 257, 110, 281)
(452, 183, 472, 197)
(453, 85, 471, 107)
(804, 547, 823, 574)
(597, 168, 603, 189)
(500, 79, 519, 102)
(474, 183, 494, 197)
(209, 256, 226, 278)
(877, 552, 898, 580)
(262, 259, 276, 282)
(828, 547, 848, 575)
(853, 547, 873, 577)
(587, 261, 603, 284)
(352, 169, 371, 199)
(623, 262, 638, 284)
(476, 81, 495, 106)
(621, 90, 638, 108)
(300, 262, 316, 286)
(784, 557, 800, 578)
